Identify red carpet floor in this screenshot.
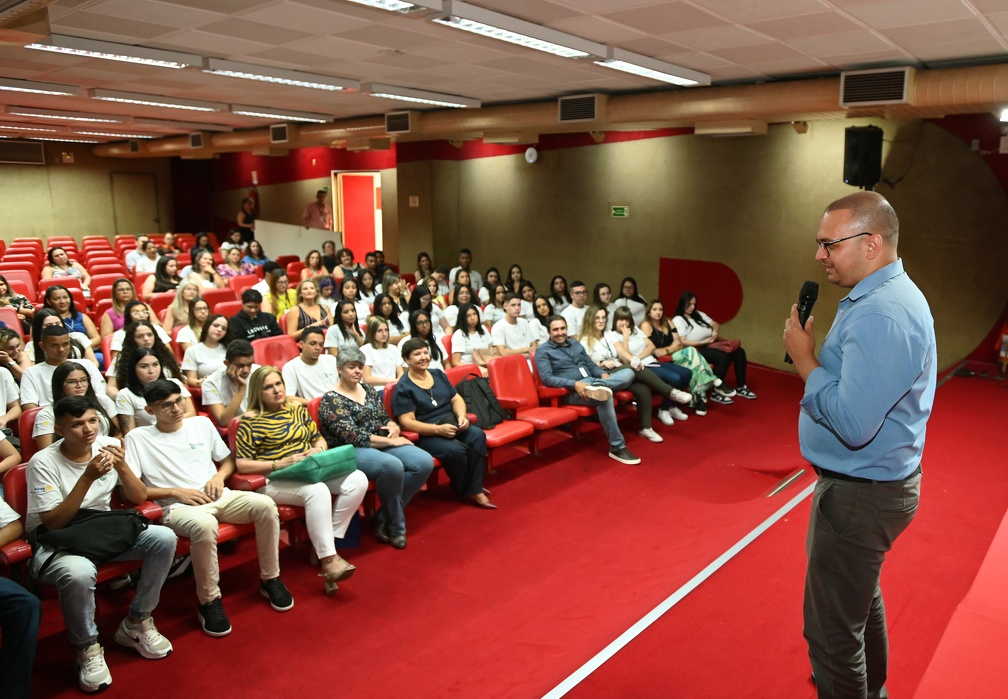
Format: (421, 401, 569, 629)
(26, 369, 1004, 698)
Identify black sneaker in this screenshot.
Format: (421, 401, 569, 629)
(197, 599, 232, 637)
(709, 392, 734, 405)
(167, 555, 191, 580)
(694, 397, 708, 416)
(260, 578, 294, 612)
(608, 447, 642, 465)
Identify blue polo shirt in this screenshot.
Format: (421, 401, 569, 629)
(799, 259, 936, 481)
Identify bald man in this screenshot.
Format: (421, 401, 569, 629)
(783, 191, 936, 698)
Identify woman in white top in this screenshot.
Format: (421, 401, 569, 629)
(373, 293, 408, 346)
(518, 281, 538, 320)
(477, 267, 501, 305)
(360, 316, 403, 390)
(107, 318, 180, 399)
(406, 286, 448, 338)
(450, 303, 498, 377)
(356, 269, 378, 312)
(548, 275, 572, 315)
(182, 313, 229, 387)
(447, 269, 472, 307)
(132, 241, 160, 274)
(611, 276, 648, 327)
(115, 347, 195, 434)
(161, 281, 200, 333)
(442, 284, 480, 329)
(316, 276, 337, 315)
(481, 283, 507, 330)
(187, 250, 226, 290)
(530, 294, 553, 344)
(325, 299, 364, 357)
(109, 302, 172, 366)
(672, 291, 756, 402)
(398, 310, 450, 372)
(382, 273, 410, 315)
(32, 361, 119, 450)
(175, 297, 209, 353)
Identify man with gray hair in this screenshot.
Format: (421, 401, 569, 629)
(316, 346, 434, 549)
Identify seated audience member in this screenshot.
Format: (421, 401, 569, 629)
(442, 283, 480, 330)
(187, 232, 214, 268)
(612, 277, 648, 326)
(446, 269, 472, 308)
(433, 265, 451, 298)
(535, 315, 640, 465)
(108, 319, 179, 397)
(407, 284, 449, 337)
(161, 281, 200, 333)
(116, 347, 195, 434)
(325, 299, 364, 356)
(451, 303, 498, 377)
(132, 241, 160, 275)
(548, 275, 573, 315)
(592, 282, 616, 316)
(28, 396, 176, 691)
(608, 307, 693, 426)
(399, 309, 450, 371)
(518, 281, 538, 320)
(361, 316, 403, 390)
(109, 302, 172, 364)
(242, 239, 269, 267)
(0, 498, 41, 699)
(393, 338, 495, 509)
(235, 367, 366, 595)
(320, 240, 338, 274)
(319, 346, 435, 549)
(285, 279, 330, 342)
(505, 263, 525, 295)
(124, 234, 149, 272)
(229, 289, 281, 341)
(0, 272, 35, 332)
(141, 256, 183, 299)
(44, 286, 100, 351)
(30, 310, 98, 367)
(337, 277, 364, 323)
(127, 380, 291, 637)
(448, 248, 482, 289)
(530, 294, 553, 344)
(187, 251, 226, 291)
(33, 361, 118, 450)
(251, 261, 281, 296)
(43, 246, 92, 295)
(300, 250, 327, 281)
(261, 269, 296, 319)
(157, 231, 181, 258)
(477, 267, 501, 305)
(332, 247, 362, 282)
(373, 293, 408, 345)
(99, 278, 154, 338)
(355, 269, 378, 318)
(175, 298, 210, 353)
(21, 326, 106, 410)
(282, 326, 338, 403)
(481, 284, 507, 329)
(422, 274, 448, 311)
(414, 251, 434, 284)
(578, 306, 690, 441)
(491, 293, 538, 360)
(220, 228, 247, 254)
(673, 291, 756, 402)
(182, 314, 229, 387)
(0, 327, 31, 383)
(0, 358, 20, 433)
(560, 280, 589, 336)
(0, 424, 19, 482)
(201, 339, 259, 427)
(373, 250, 392, 279)
(316, 275, 337, 315)
(383, 273, 410, 315)
(217, 246, 254, 280)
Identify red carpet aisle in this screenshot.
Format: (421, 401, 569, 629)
(27, 367, 837, 698)
(563, 374, 1008, 698)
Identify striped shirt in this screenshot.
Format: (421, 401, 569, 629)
(235, 403, 320, 462)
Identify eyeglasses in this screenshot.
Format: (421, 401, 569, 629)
(64, 378, 89, 387)
(153, 396, 186, 411)
(817, 232, 871, 257)
(416, 319, 431, 326)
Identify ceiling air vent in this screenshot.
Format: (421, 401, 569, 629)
(558, 94, 604, 123)
(385, 112, 411, 134)
(188, 132, 204, 149)
(128, 140, 140, 154)
(270, 124, 289, 144)
(0, 139, 45, 165)
(840, 67, 914, 107)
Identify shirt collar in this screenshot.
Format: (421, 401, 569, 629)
(845, 258, 904, 303)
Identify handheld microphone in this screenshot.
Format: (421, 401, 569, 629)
(785, 281, 819, 364)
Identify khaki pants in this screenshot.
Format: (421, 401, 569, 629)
(163, 490, 280, 604)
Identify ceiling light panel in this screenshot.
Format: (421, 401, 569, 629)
(203, 59, 358, 91)
(361, 82, 479, 108)
(134, 118, 234, 132)
(0, 77, 82, 96)
(3, 106, 128, 123)
(24, 34, 201, 69)
(230, 105, 331, 123)
(593, 48, 710, 87)
(90, 89, 226, 112)
(345, 0, 438, 13)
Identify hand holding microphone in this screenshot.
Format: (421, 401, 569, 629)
(784, 281, 819, 364)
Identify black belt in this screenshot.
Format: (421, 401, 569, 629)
(813, 464, 921, 485)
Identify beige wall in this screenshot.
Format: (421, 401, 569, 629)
(0, 145, 173, 242)
(395, 119, 1008, 372)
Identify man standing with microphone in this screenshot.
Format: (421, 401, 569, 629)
(783, 191, 936, 698)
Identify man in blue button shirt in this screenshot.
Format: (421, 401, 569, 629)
(783, 191, 936, 699)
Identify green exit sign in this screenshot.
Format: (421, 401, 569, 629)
(611, 205, 630, 218)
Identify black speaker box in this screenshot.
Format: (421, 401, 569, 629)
(843, 126, 883, 188)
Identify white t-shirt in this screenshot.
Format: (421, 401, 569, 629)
(396, 336, 445, 370)
(361, 344, 400, 381)
(281, 355, 338, 400)
(519, 299, 535, 320)
(561, 305, 588, 338)
(21, 361, 107, 407)
(354, 299, 373, 325)
(110, 325, 172, 352)
(27, 331, 92, 364)
(450, 328, 493, 365)
(175, 325, 199, 347)
(531, 320, 549, 344)
(616, 327, 658, 365)
(126, 416, 231, 514)
(612, 297, 647, 327)
(116, 378, 190, 428)
(0, 498, 18, 529)
(26, 435, 134, 532)
(33, 393, 118, 439)
(201, 363, 260, 414)
(181, 343, 226, 379)
(491, 318, 537, 351)
(134, 255, 159, 274)
(324, 326, 361, 352)
(0, 368, 19, 408)
(580, 333, 622, 366)
(252, 280, 269, 296)
(318, 295, 337, 315)
(482, 305, 505, 327)
(672, 311, 716, 343)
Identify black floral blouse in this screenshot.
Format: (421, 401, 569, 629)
(318, 384, 390, 449)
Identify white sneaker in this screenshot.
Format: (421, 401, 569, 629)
(656, 409, 674, 426)
(669, 388, 692, 404)
(76, 643, 112, 693)
(583, 384, 613, 402)
(667, 406, 689, 421)
(115, 616, 173, 659)
(639, 428, 663, 442)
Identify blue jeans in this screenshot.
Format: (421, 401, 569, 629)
(353, 445, 435, 536)
(31, 524, 177, 648)
(0, 577, 40, 699)
(566, 368, 634, 451)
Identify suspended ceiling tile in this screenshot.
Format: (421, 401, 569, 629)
(602, 2, 727, 34)
(334, 24, 444, 51)
(421, 63, 511, 81)
(477, 0, 579, 24)
(79, 0, 225, 30)
(238, 1, 374, 34)
(710, 42, 808, 63)
(367, 51, 452, 70)
(243, 46, 343, 70)
(913, 38, 1008, 62)
(747, 11, 865, 41)
(51, 11, 178, 40)
(984, 11, 1008, 36)
(830, 50, 919, 69)
(690, 0, 833, 23)
(169, 0, 272, 12)
(542, 15, 645, 44)
(611, 36, 691, 57)
(292, 35, 385, 61)
(788, 29, 897, 57)
(746, 56, 831, 76)
(974, 0, 1008, 11)
(844, 0, 976, 29)
(409, 40, 518, 63)
(157, 29, 272, 55)
(881, 17, 999, 48)
(660, 51, 735, 71)
(706, 64, 772, 81)
(554, 0, 663, 13)
(198, 19, 313, 45)
(661, 25, 775, 52)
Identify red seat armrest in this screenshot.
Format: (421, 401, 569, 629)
(228, 473, 266, 491)
(495, 396, 526, 410)
(0, 539, 33, 567)
(401, 431, 420, 442)
(133, 501, 163, 521)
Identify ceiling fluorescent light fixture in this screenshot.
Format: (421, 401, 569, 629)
(29, 136, 101, 143)
(134, 118, 233, 132)
(345, 0, 436, 13)
(90, 89, 225, 112)
(0, 77, 81, 96)
(25, 34, 200, 69)
(0, 123, 63, 133)
(203, 59, 358, 91)
(4, 106, 127, 123)
(432, 0, 604, 59)
(362, 82, 479, 108)
(594, 47, 710, 87)
(74, 130, 155, 139)
(230, 105, 330, 123)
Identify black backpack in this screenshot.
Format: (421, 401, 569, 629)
(454, 375, 510, 430)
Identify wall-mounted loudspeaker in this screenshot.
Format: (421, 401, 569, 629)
(843, 125, 883, 188)
(128, 140, 140, 153)
(189, 132, 204, 149)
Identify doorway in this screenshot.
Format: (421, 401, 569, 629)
(111, 172, 160, 236)
(334, 171, 382, 257)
